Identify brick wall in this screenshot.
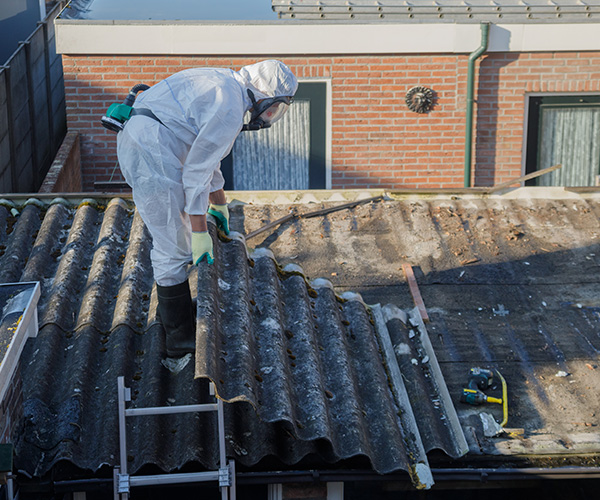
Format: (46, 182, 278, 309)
(39, 131, 82, 193)
(62, 53, 600, 191)
(475, 52, 600, 187)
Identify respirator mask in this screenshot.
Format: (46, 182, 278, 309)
(242, 89, 292, 131)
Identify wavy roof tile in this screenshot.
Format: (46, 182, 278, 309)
(3, 196, 465, 488)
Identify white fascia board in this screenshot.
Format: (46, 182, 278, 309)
(488, 23, 600, 52)
(55, 21, 600, 55)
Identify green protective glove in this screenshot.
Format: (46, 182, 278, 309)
(191, 231, 214, 265)
(207, 203, 230, 235)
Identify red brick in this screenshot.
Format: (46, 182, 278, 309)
(60, 52, 600, 190)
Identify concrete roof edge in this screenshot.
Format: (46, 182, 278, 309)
(54, 22, 600, 55)
(2, 187, 599, 207)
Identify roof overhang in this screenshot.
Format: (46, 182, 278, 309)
(54, 20, 600, 55)
(3, 187, 600, 208)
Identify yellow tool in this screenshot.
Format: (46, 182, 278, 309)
(460, 367, 508, 427)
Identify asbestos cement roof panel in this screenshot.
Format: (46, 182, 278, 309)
(4, 195, 465, 487)
(238, 189, 600, 461)
(9, 187, 600, 484)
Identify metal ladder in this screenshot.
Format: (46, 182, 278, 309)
(114, 376, 236, 499)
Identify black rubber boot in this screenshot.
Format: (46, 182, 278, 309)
(156, 281, 196, 357)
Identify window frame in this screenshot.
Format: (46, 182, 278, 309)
(525, 94, 600, 186)
(221, 79, 331, 191)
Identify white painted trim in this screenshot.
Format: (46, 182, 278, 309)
(327, 482, 344, 500)
(526, 92, 600, 97)
(521, 91, 600, 185)
(326, 79, 333, 190)
(54, 21, 600, 55)
(521, 93, 531, 181)
(0, 282, 40, 403)
(267, 483, 282, 500)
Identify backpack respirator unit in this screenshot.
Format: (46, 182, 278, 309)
(101, 84, 150, 133)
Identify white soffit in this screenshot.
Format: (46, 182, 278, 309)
(54, 21, 600, 55)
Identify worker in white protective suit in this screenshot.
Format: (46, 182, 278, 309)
(116, 60, 298, 357)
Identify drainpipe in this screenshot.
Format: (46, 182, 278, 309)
(464, 22, 490, 188)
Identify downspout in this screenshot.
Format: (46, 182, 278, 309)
(464, 22, 490, 187)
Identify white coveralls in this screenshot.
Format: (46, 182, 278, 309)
(117, 60, 298, 286)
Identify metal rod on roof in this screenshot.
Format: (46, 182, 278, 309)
(245, 213, 296, 241)
(300, 195, 384, 218)
(464, 22, 490, 188)
(244, 195, 384, 241)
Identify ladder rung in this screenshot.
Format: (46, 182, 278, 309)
(125, 403, 218, 417)
(129, 471, 220, 487)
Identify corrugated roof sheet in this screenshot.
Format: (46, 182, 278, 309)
(272, 0, 600, 22)
(239, 189, 600, 460)
(3, 195, 465, 487)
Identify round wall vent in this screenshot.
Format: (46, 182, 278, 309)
(405, 86, 434, 114)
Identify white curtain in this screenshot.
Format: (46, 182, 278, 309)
(232, 100, 310, 190)
(538, 107, 600, 187)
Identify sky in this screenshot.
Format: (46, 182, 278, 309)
(63, 0, 279, 20)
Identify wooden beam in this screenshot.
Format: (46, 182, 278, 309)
(486, 164, 562, 193)
(402, 264, 429, 323)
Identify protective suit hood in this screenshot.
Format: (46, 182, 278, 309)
(235, 60, 298, 107)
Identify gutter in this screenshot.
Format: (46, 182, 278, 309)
(464, 22, 490, 188)
(50, 467, 600, 493)
(238, 468, 600, 483)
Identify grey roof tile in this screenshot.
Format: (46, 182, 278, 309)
(272, 0, 600, 22)
(6, 195, 465, 487)
(239, 193, 600, 459)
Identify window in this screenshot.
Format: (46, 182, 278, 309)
(221, 81, 328, 190)
(525, 95, 600, 187)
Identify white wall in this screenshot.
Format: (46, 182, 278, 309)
(55, 20, 600, 55)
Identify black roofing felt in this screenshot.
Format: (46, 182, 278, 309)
(2, 197, 465, 486)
